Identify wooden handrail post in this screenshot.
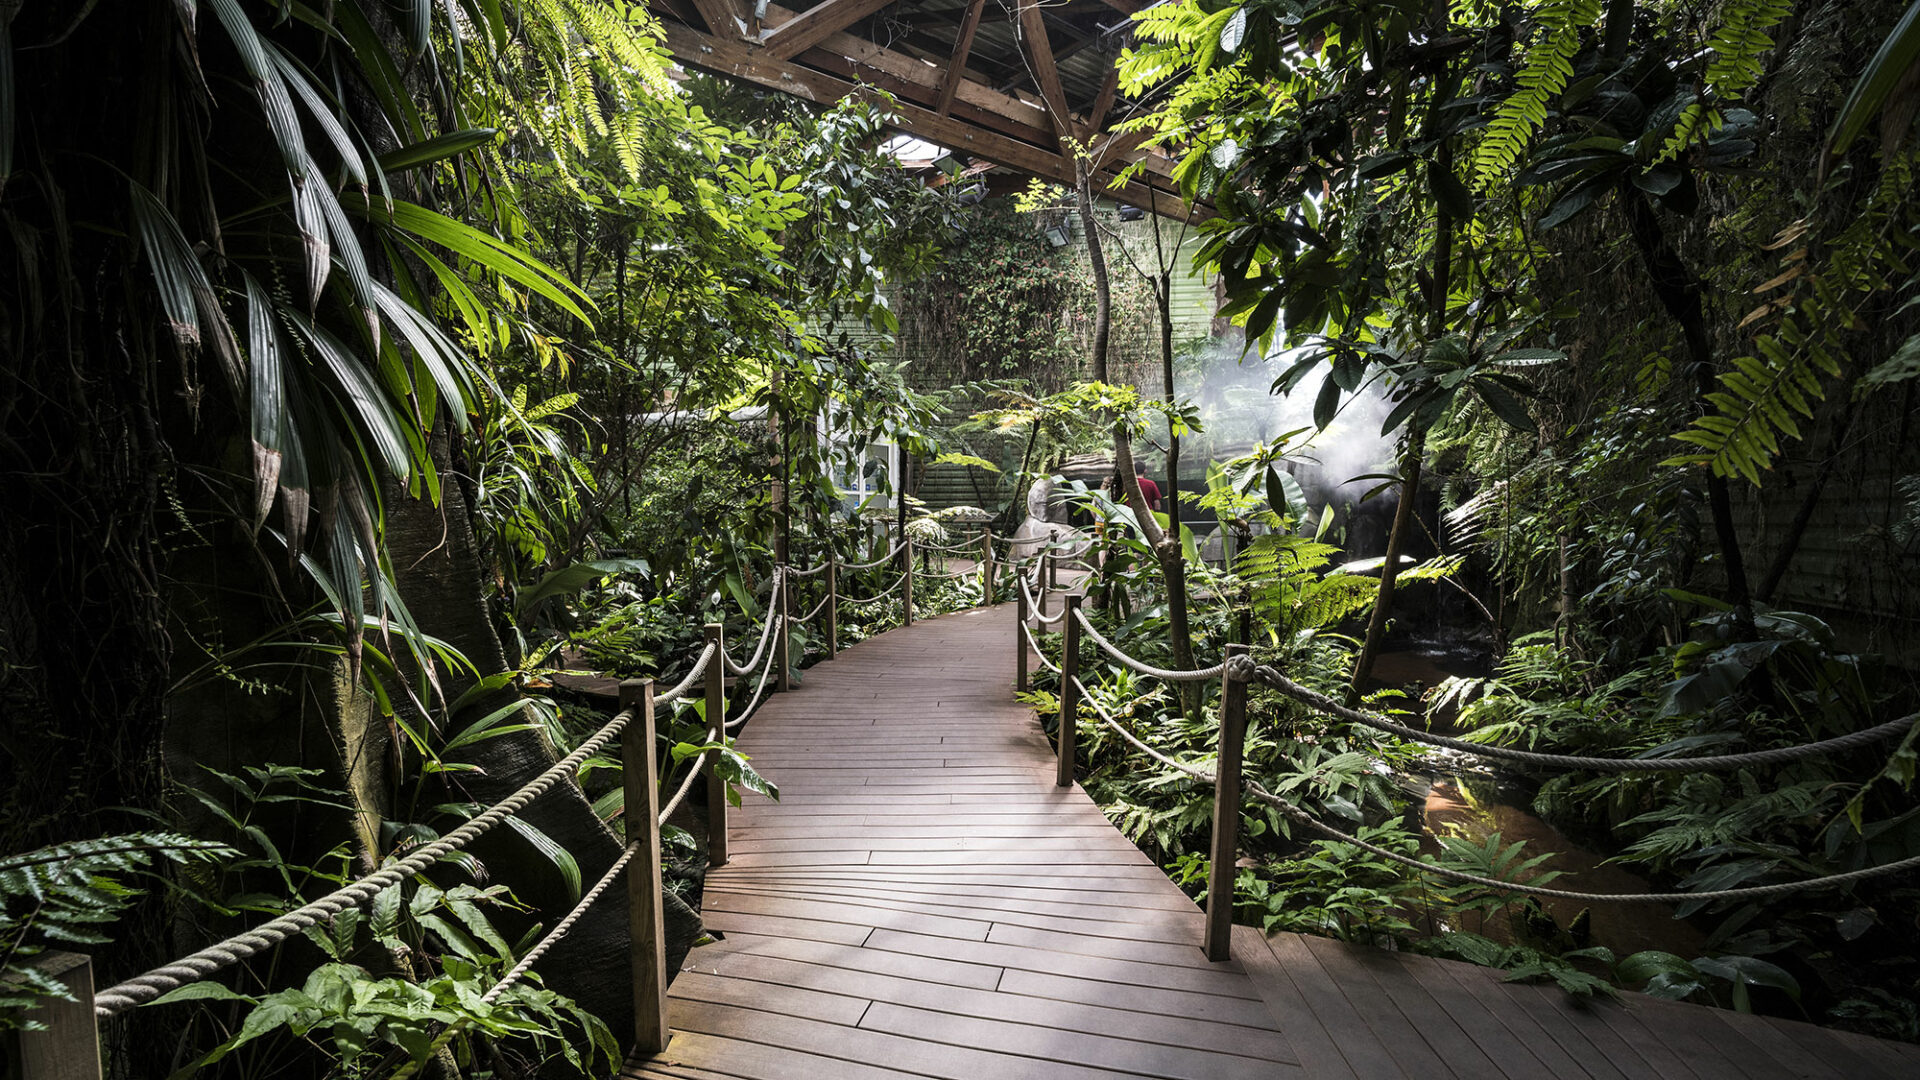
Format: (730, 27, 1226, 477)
(1014, 572, 1029, 692)
(1057, 595, 1082, 789)
(1204, 643, 1251, 962)
(702, 623, 728, 868)
(8, 952, 103, 1079)
(902, 531, 914, 626)
(826, 555, 839, 659)
(619, 680, 670, 1056)
(1047, 529, 1059, 588)
(980, 527, 993, 605)
(775, 566, 792, 693)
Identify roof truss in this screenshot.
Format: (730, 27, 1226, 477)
(645, 0, 1197, 219)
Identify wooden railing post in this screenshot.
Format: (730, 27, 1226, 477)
(1057, 594, 1082, 789)
(775, 566, 792, 693)
(980, 527, 993, 604)
(826, 555, 839, 659)
(901, 531, 914, 626)
(7, 952, 102, 1079)
(1014, 570, 1029, 692)
(619, 680, 670, 1056)
(1047, 529, 1059, 588)
(702, 623, 728, 868)
(1204, 643, 1250, 962)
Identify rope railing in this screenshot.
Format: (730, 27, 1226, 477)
(91, 640, 721, 1016)
(1242, 779, 1920, 902)
(1015, 564, 1920, 961)
(722, 573, 783, 676)
(794, 590, 833, 624)
(1246, 661, 1918, 773)
(830, 539, 907, 573)
(1072, 607, 1226, 682)
(1065, 670, 1920, 904)
(391, 838, 647, 1079)
(841, 571, 909, 606)
(723, 630, 781, 733)
(81, 538, 902, 1061)
(1016, 570, 1068, 625)
(92, 603, 772, 1021)
(1023, 621, 1061, 674)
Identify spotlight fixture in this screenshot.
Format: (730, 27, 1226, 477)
(1042, 223, 1070, 247)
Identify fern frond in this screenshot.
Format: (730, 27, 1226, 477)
(1474, 0, 1604, 188)
(1703, 0, 1794, 95)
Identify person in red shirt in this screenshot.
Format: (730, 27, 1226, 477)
(1133, 459, 1161, 513)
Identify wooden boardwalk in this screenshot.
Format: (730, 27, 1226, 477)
(624, 604, 1920, 1080)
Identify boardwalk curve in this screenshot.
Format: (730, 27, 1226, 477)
(625, 604, 1920, 1080)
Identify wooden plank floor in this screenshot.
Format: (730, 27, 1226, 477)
(624, 604, 1920, 1080)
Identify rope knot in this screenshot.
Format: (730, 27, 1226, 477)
(1226, 654, 1259, 682)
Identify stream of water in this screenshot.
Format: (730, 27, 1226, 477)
(1371, 649, 1705, 959)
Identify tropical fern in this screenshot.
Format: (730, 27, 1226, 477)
(1474, 0, 1604, 188)
(1703, 0, 1795, 95)
(1235, 535, 1378, 634)
(1, 834, 233, 1030)
(1665, 152, 1918, 482)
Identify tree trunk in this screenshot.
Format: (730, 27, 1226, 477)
(1351, 132, 1453, 700)
(1348, 438, 1426, 703)
(1620, 186, 1755, 628)
(1075, 160, 1199, 692)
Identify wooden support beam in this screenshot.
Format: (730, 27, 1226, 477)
(689, 0, 745, 38)
(1015, 0, 1077, 145)
(759, 0, 896, 61)
(996, 12, 1110, 93)
(761, 2, 1051, 130)
(934, 0, 986, 117)
(798, 47, 1057, 150)
(1087, 63, 1119, 134)
(657, 20, 1197, 214)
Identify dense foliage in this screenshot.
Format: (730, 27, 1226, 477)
(0, 0, 953, 1073)
(1007, 0, 1920, 1043)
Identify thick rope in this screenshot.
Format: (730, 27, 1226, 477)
(724, 623, 781, 733)
(1247, 662, 1918, 773)
(95, 641, 719, 1015)
(390, 839, 644, 1079)
(837, 540, 907, 572)
(1242, 779, 1920, 902)
(659, 748, 710, 822)
(1016, 571, 1068, 625)
(1073, 607, 1227, 682)
(1022, 621, 1062, 674)
(1071, 675, 1214, 782)
(785, 559, 831, 578)
(1067, 671, 1920, 902)
(656, 641, 719, 706)
(795, 590, 832, 623)
(842, 571, 908, 607)
(722, 576, 783, 677)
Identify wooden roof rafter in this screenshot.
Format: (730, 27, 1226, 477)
(644, 0, 1202, 219)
